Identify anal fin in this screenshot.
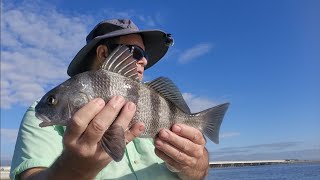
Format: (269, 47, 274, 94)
(101, 123, 126, 162)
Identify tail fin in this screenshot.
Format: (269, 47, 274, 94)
(196, 103, 230, 144)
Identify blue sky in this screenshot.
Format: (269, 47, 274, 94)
(1, 0, 320, 163)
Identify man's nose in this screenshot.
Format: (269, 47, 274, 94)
(136, 57, 147, 67)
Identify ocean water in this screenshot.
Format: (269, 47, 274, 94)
(206, 163, 320, 180)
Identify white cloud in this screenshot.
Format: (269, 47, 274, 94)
(138, 15, 156, 27)
(0, 1, 167, 109)
(182, 92, 218, 113)
(1, 1, 90, 109)
(221, 132, 240, 139)
(178, 43, 213, 64)
(0, 129, 19, 143)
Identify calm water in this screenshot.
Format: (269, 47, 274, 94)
(207, 163, 320, 180)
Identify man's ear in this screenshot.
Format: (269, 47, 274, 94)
(96, 45, 108, 63)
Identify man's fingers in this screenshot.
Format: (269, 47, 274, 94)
(80, 96, 125, 146)
(155, 138, 196, 167)
(112, 102, 136, 132)
(171, 124, 206, 145)
(64, 98, 105, 143)
(113, 102, 145, 143)
(154, 148, 180, 171)
(158, 129, 202, 158)
(125, 122, 145, 143)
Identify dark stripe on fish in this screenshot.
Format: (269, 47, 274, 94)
(151, 91, 161, 135)
(169, 103, 177, 127)
(124, 78, 140, 127)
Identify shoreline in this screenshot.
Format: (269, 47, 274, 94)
(1, 160, 320, 179)
(209, 159, 320, 168)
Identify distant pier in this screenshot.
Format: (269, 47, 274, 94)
(0, 166, 10, 180)
(209, 159, 300, 168)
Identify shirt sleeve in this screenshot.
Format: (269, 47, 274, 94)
(10, 101, 64, 180)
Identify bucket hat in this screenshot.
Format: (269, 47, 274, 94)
(67, 19, 173, 76)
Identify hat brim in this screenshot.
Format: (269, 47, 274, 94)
(67, 29, 169, 76)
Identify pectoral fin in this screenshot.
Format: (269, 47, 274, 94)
(100, 123, 126, 162)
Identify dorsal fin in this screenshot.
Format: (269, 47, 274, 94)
(100, 45, 139, 81)
(145, 77, 191, 114)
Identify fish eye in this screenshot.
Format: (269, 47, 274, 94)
(47, 95, 57, 106)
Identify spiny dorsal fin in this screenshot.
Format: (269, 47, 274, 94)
(100, 45, 139, 82)
(145, 77, 191, 114)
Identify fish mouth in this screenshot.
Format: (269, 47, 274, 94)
(35, 112, 55, 127)
(39, 121, 56, 127)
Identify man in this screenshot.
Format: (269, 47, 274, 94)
(10, 19, 209, 180)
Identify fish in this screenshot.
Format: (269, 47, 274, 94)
(35, 45, 230, 162)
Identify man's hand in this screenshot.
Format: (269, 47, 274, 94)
(154, 124, 209, 180)
(21, 96, 145, 180)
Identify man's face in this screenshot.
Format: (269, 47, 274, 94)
(91, 34, 148, 81)
(91, 34, 147, 81)
(118, 34, 147, 81)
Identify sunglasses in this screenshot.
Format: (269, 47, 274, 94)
(107, 43, 149, 61)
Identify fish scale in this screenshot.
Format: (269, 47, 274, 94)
(35, 45, 230, 162)
(76, 70, 192, 136)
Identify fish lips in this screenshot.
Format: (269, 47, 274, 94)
(35, 112, 56, 127)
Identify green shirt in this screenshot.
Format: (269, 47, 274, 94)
(10, 101, 179, 180)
